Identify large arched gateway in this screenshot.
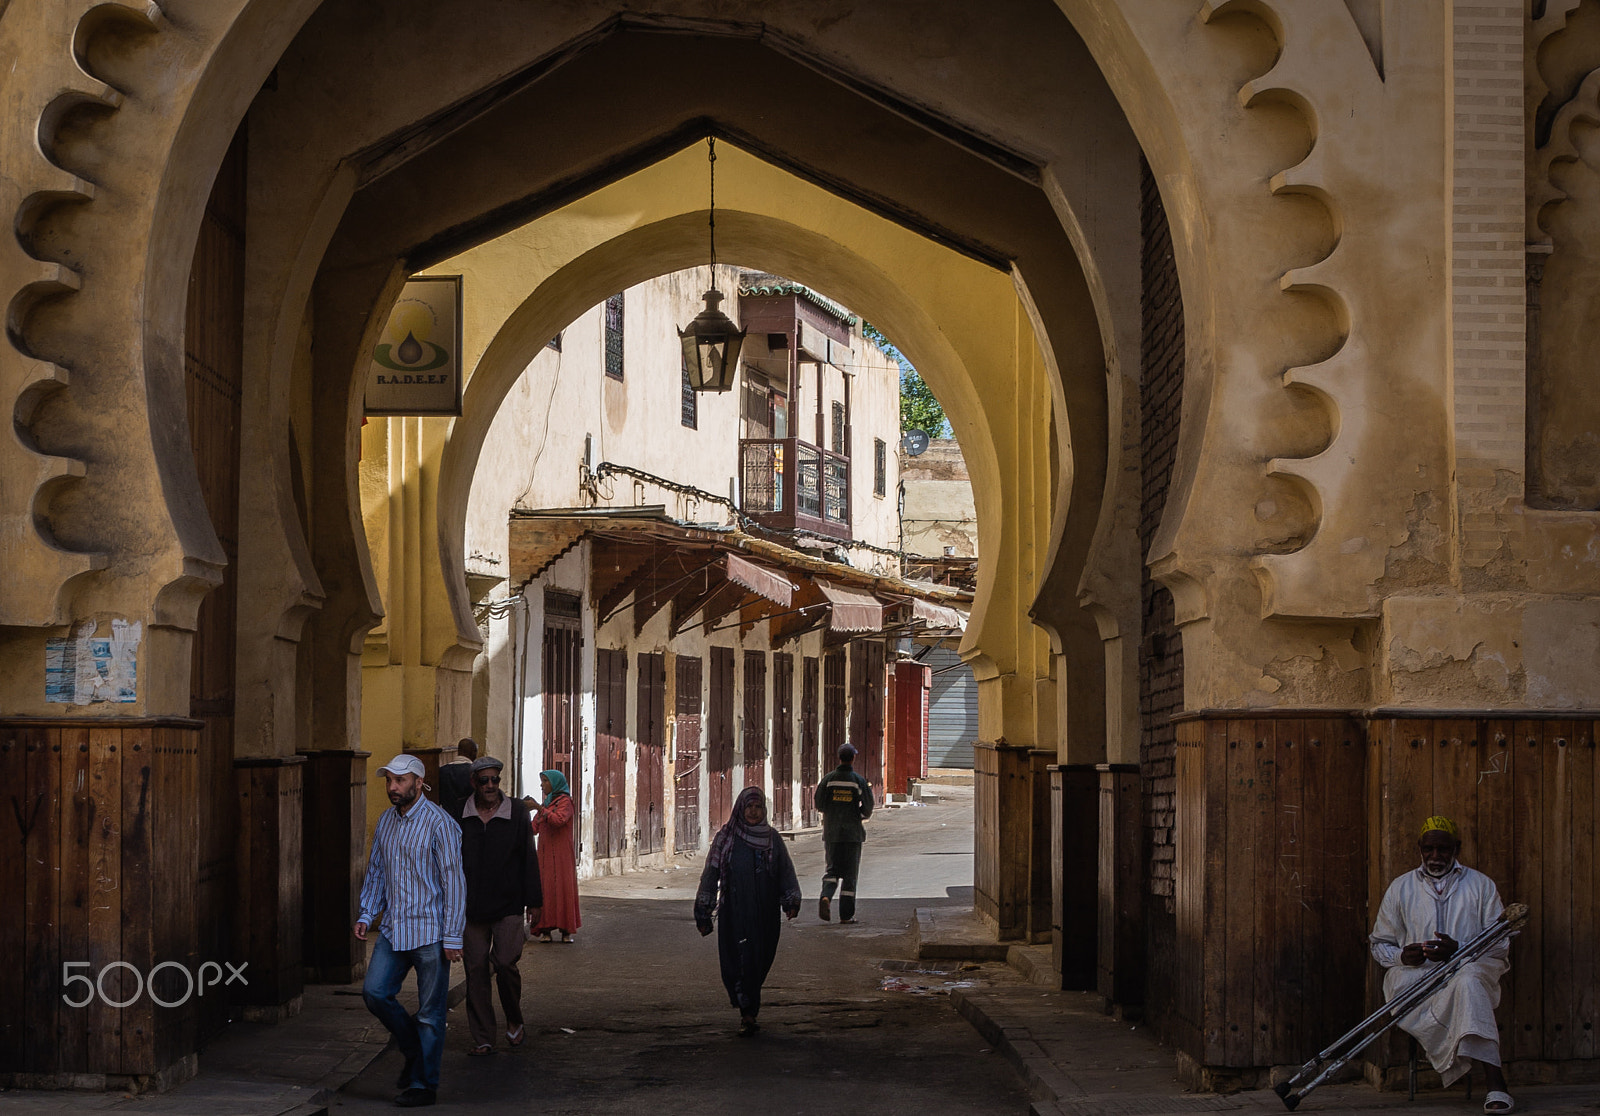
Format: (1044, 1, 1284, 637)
(2, 0, 1597, 1094)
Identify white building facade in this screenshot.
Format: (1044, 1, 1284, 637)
(465, 267, 965, 876)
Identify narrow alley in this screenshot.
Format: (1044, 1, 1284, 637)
(332, 784, 1025, 1115)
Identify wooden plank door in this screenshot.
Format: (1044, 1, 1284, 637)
(635, 652, 665, 855)
(801, 657, 820, 827)
(772, 653, 795, 828)
(742, 651, 768, 797)
(850, 640, 887, 804)
(542, 598, 582, 809)
(709, 647, 736, 825)
(823, 648, 846, 766)
(674, 656, 703, 851)
(595, 648, 628, 859)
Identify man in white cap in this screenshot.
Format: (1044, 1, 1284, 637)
(355, 754, 467, 1108)
(1370, 815, 1513, 1113)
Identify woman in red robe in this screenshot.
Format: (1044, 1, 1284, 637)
(529, 770, 581, 942)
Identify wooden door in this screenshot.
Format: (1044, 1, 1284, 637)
(823, 649, 846, 766)
(674, 656, 703, 851)
(708, 647, 736, 825)
(595, 648, 628, 859)
(850, 641, 887, 804)
(742, 651, 768, 796)
(542, 592, 582, 808)
(771, 653, 794, 828)
(801, 657, 820, 827)
(889, 661, 932, 793)
(635, 652, 665, 855)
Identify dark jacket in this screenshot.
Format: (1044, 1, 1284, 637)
(458, 795, 542, 923)
(438, 760, 474, 821)
(814, 764, 873, 843)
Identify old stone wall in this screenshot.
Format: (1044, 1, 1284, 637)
(1138, 156, 1185, 1025)
(1138, 158, 1185, 905)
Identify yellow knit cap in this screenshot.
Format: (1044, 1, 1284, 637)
(1419, 815, 1459, 840)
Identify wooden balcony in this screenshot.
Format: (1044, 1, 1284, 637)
(739, 437, 850, 540)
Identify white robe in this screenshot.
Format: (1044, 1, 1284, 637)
(1369, 864, 1509, 1086)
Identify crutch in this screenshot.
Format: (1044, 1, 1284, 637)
(1274, 902, 1528, 1111)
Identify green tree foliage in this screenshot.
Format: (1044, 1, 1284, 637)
(863, 322, 950, 436)
(899, 369, 948, 436)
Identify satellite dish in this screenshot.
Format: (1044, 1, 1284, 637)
(902, 429, 931, 456)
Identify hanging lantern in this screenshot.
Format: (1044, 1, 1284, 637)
(679, 289, 744, 392)
(679, 136, 745, 393)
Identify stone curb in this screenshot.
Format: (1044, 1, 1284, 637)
(913, 907, 1011, 961)
(951, 988, 1058, 1102)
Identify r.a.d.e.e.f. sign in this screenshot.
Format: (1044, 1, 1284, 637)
(364, 275, 462, 416)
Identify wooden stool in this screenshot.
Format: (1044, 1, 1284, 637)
(1408, 1038, 1471, 1102)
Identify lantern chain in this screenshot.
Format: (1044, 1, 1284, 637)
(708, 136, 718, 281)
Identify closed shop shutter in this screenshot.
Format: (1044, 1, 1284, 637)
(923, 647, 978, 769)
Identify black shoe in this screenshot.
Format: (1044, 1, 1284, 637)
(396, 1060, 416, 1090)
(395, 1087, 436, 1107)
(818, 895, 831, 921)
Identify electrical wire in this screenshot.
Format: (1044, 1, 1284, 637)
(512, 345, 565, 510)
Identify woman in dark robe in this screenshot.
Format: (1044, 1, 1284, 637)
(695, 787, 802, 1036)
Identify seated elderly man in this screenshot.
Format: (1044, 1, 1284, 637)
(1370, 816, 1513, 1114)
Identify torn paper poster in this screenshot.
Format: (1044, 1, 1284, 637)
(45, 619, 141, 704)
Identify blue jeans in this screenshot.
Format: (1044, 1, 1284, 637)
(363, 936, 450, 1091)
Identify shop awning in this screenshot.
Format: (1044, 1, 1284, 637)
(816, 579, 884, 632)
(910, 597, 967, 631)
(725, 554, 793, 608)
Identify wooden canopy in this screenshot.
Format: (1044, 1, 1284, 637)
(507, 508, 971, 640)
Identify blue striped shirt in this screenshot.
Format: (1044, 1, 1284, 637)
(358, 795, 467, 951)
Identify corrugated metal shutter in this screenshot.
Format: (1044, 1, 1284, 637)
(923, 647, 977, 769)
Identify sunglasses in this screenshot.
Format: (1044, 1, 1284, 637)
(474, 774, 501, 785)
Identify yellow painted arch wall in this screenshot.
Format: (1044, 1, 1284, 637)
(359, 143, 1062, 781)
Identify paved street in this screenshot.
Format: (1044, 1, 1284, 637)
(331, 785, 1029, 1115)
(9, 786, 1600, 1116)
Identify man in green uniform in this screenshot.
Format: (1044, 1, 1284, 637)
(815, 744, 874, 923)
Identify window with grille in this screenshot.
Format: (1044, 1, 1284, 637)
(874, 438, 886, 496)
(604, 293, 624, 380)
(831, 400, 845, 454)
(681, 353, 697, 429)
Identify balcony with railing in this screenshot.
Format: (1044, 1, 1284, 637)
(739, 437, 850, 540)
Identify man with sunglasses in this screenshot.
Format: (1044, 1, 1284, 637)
(457, 756, 542, 1056)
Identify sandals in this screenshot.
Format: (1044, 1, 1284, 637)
(468, 1043, 495, 1057)
(506, 1024, 525, 1046)
(1483, 1090, 1515, 1114)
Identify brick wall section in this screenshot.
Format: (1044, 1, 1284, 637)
(1138, 158, 1185, 903)
(1450, 3, 1526, 535)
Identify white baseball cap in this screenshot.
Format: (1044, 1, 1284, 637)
(377, 754, 426, 778)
